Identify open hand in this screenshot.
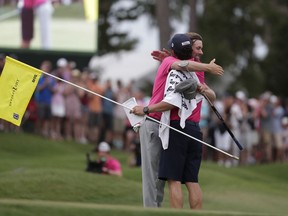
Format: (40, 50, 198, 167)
(151, 48, 171, 62)
(197, 83, 209, 94)
(208, 59, 224, 76)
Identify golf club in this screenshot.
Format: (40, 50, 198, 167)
(203, 93, 244, 150)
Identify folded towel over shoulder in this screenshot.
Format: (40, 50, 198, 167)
(159, 70, 203, 149)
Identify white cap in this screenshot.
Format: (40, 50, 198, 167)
(57, 58, 68, 67)
(236, 91, 246, 101)
(98, 142, 111, 152)
(248, 98, 258, 108)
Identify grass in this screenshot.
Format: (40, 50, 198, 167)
(0, 132, 288, 216)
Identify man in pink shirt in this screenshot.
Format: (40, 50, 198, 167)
(21, 0, 54, 49)
(131, 33, 221, 208)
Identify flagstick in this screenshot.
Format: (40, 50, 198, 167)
(41, 71, 239, 160)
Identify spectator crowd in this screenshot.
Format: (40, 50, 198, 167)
(0, 56, 288, 167)
(201, 90, 288, 166)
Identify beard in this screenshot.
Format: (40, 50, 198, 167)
(193, 55, 201, 62)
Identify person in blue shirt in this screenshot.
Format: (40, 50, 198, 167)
(36, 60, 55, 138)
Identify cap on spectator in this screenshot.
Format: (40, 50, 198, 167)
(248, 98, 258, 108)
(98, 142, 111, 152)
(57, 58, 68, 67)
(236, 90, 246, 101)
(168, 34, 192, 54)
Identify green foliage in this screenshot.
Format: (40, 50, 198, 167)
(260, 2, 288, 96)
(97, 0, 142, 55)
(196, 0, 287, 96)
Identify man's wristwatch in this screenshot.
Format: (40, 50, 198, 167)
(143, 106, 150, 115)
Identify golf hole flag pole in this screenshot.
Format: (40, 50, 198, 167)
(0, 56, 42, 126)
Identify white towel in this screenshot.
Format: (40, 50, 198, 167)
(159, 70, 203, 150)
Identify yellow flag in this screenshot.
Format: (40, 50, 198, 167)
(0, 56, 42, 126)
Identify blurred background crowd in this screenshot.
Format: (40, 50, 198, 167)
(1, 56, 288, 168)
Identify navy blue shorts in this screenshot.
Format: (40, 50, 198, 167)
(158, 120, 203, 183)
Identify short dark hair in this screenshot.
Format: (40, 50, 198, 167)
(174, 49, 192, 60)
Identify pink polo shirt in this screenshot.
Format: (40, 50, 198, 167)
(24, 0, 47, 8)
(149, 56, 205, 122)
(148, 56, 178, 120)
(104, 156, 122, 172)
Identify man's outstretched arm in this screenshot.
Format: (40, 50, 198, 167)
(151, 49, 224, 76)
(171, 59, 224, 76)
